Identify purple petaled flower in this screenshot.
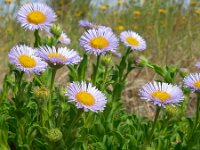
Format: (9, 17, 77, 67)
(120, 30, 146, 51)
(58, 32, 71, 45)
(80, 28, 119, 55)
(183, 73, 200, 92)
(8, 45, 47, 74)
(195, 62, 200, 69)
(17, 3, 56, 31)
(37, 46, 82, 67)
(78, 19, 97, 28)
(65, 81, 107, 112)
(139, 81, 184, 107)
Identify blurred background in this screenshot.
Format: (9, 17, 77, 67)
(0, 0, 200, 115)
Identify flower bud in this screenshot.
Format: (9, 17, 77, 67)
(33, 87, 49, 103)
(44, 36, 57, 46)
(134, 56, 150, 67)
(47, 128, 63, 142)
(101, 54, 112, 67)
(179, 68, 189, 78)
(50, 24, 62, 38)
(165, 105, 180, 115)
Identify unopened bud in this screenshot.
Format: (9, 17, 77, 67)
(44, 36, 57, 46)
(50, 25, 62, 38)
(165, 105, 180, 115)
(134, 56, 150, 67)
(101, 54, 112, 66)
(179, 68, 189, 77)
(33, 87, 49, 103)
(47, 128, 63, 142)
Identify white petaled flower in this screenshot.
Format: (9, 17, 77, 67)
(120, 31, 146, 51)
(184, 73, 200, 92)
(8, 45, 47, 74)
(65, 81, 107, 112)
(80, 28, 119, 55)
(139, 81, 184, 107)
(17, 3, 56, 31)
(58, 32, 71, 45)
(37, 46, 82, 67)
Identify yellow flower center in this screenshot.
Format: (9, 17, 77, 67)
(90, 37, 109, 49)
(47, 53, 67, 62)
(18, 55, 36, 68)
(27, 11, 46, 24)
(193, 81, 200, 89)
(151, 91, 171, 102)
(76, 91, 95, 106)
(126, 37, 139, 46)
(5, 0, 12, 3)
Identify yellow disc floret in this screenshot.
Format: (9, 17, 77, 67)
(18, 55, 36, 68)
(151, 91, 171, 102)
(27, 11, 46, 24)
(90, 37, 109, 49)
(76, 91, 95, 106)
(193, 81, 200, 89)
(126, 37, 139, 46)
(48, 53, 67, 62)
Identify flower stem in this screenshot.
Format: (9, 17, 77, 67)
(149, 106, 161, 144)
(102, 67, 108, 90)
(188, 93, 200, 142)
(48, 68, 57, 127)
(92, 55, 101, 86)
(118, 47, 132, 81)
(112, 48, 132, 101)
(34, 30, 41, 48)
(194, 93, 200, 130)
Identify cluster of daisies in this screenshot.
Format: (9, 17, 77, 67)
(8, 2, 200, 112)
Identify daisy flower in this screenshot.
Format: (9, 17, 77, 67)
(8, 45, 47, 74)
(37, 46, 82, 68)
(58, 32, 71, 45)
(183, 73, 200, 92)
(195, 62, 200, 69)
(139, 81, 184, 107)
(78, 19, 112, 31)
(120, 31, 146, 51)
(65, 81, 107, 112)
(78, 19, 96, 28)
(80, 28, 119, 55)
(17, 3, 56, 31)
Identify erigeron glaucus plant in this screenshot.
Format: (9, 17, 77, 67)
(2, 2, 200, 150)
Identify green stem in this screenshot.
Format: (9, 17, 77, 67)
(92, 55, 101, 86)
(56, 92, 65, 128)
(39, 106, 46, 127)
(67, 109, 83, 148)
(102, 67, 108, 90)
(194, 93, 200, 130)
(149, 106, 161, 144)
(34, 30, 41, 48)
(112, 48, 132, 101)
(48, 68, 57, 127)
(70, 109, 83, 129)
(118, 47, 132, 82)
(189, 93, 200, 142)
